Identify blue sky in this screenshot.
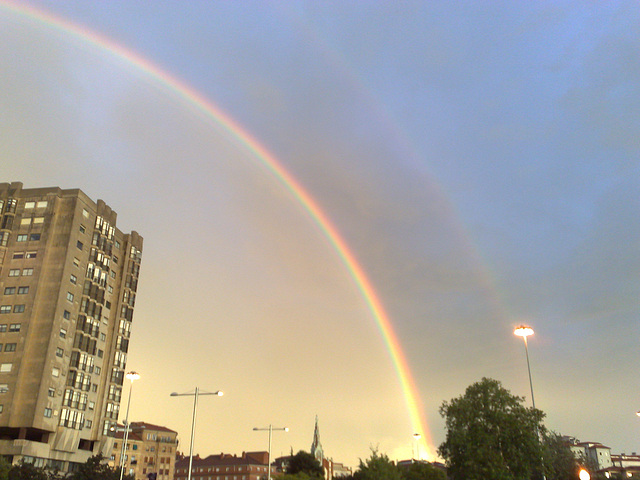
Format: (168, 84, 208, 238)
(1, 0, 639, 466)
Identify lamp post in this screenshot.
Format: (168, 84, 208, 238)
(171, 388, 223, 480)
(514, 325, 546, 480)
(514, 325, 537, 409)
(253, 425, 288, 480)
(119, 371, 140, 480)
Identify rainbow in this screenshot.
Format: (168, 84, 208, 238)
(0, 0, 435, 459)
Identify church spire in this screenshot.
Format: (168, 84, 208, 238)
(310, 415, 324, 464)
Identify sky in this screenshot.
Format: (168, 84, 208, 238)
(1, 0, 639, 468)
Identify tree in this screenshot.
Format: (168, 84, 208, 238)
(286, 451, 323, 479)
(353, 449, 402, 480)
(438, 377, 545, 480)
(67, 454, 133, 480)
(7, 460, 62, 480)
(542, 432, 580, 480)
(401, 461, 446, 480)
(0, 457, 11, 480)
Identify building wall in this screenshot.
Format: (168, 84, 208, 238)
(0, 182, 142, 471)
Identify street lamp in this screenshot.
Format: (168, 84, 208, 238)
(579, 468, 591, 480)
(514, 325, 537, 409)
(253, 425, 288, 480)
(171, 388, 223, 480)
(120, 371, 140, 480)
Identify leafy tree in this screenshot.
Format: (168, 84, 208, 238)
(277, 474, 316, 480)
(67, 454, 133, 480)
(401, 461, 446, 480)
(438, 377, 545, 480)
(7, 460, 61, 480)
(353, 449, 402, 480)
(542, 432, 580, 480)
(0, 457, 11, 480)
(286, 451, 323, 479)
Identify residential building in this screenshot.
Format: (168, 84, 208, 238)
(111, 422, 178, 480)
(0, 182, 143, 472)
(174, 451, 272, 480)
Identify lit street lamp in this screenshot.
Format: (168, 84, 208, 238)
(514, 325, 537, 409)
(171, 388, 223, 480)
(120, 371, 140, 480)
(253, 425, 288, 480)
(579, 468, 591, 480)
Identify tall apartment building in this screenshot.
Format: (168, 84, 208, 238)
(0, 182, 143, 472)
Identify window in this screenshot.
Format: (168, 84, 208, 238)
(22, 268, 33, 276)
(110, 271, 116, 279)
(13, 305, 25, 313)
(85, 420, 92, 428)
(48, 388, 55, 397)
(70, 274, 77, 284)
(12, 253, 24, 260)
(44, 408, 52, 418)
(97, 350, 103, 358)
(59, 328, 67, 338)
(4, 344, 16, 352)
(0, 326, 6, 332)
(66, 292, 74, 302)
(94, 366, 101, 375)
(0, 364, 12, 373)
(25, 252, 36, 259)
(83, 209, 89, 219)
(79, 224, 86, 234)
(0, 385, 7, 394)
(16, 234, 27, 242)
(91, 384, 97, 392)
(24, 201, 35, 209)
(77, 241, 83, 250)
(115, 240, 121, 249)
(56, 347, 64, 357)
(100, 333, 106, 342)
(52, 367, 60, 377)
(3, 287, 15, 295)
(20, 218, 31, 226)
(113, 256, 118, 264)
(36, 201, 47, 209)
(0, 306, 10, 314)
(8, 324, 19, 332)
(33, 217, 44, 224)
(29, 233, 40, 241)
(73, 258, 80, 267)
(88, 401, 95, 410)
(8, 269, 19, 277)
(17, 287, 28, 295)
(63, 310, 71, 320)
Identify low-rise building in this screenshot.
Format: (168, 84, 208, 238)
(111, 421, 178, 480)
(174, 451, 272, 480)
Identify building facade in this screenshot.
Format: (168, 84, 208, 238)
(174, 452, 272, 480)
(111, 422, 178, 480)
(0, 182, 142, 472)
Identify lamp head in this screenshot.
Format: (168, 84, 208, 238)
(284, 427, 289, 432)
(215, 391, 224, 396)
(125, 371, 141, 381)
(170, 392, 179, 396)
(514, 325, 534, 338)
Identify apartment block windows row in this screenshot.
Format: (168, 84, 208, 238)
(0, 305, 25, 314)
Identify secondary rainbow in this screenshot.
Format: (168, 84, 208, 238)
(1, 0, 435, 458)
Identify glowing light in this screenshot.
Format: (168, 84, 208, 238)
(579, 468, 590, 480)
(514, 325, 534, 337)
